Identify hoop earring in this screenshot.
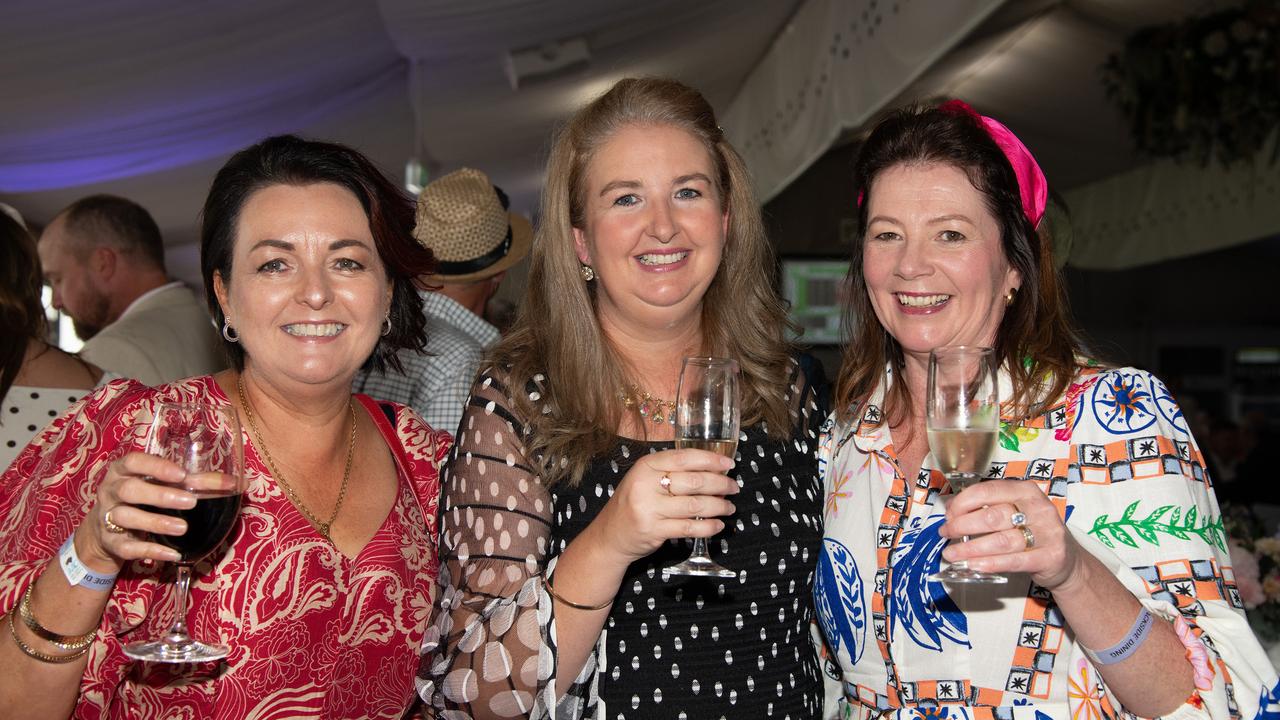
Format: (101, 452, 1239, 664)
(580, 264, 595, 282)
(1005, 287, 1018, 306)
(222, 319, 239, 343)
(381, 313, 392, 337)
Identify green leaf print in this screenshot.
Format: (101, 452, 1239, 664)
(999, 421, 1020, 452)
(1088, 501, 1225, 551)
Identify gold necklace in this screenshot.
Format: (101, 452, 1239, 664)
(621, 387, 676, 426)
(236, 374, 356, 542)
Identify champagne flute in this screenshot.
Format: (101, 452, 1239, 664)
(663, 356, 740, 579)
(925, 346, 1005, 584)
(123, 402, 245, 662)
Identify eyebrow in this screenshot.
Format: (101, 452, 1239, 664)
(597, 173, 714, 197)
(928, 214, 976, 225)
(248, 238, 373, 252)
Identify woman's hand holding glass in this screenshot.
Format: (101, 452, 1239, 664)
(939, 479, 1086, 591)
(78, 452, 235, 571)
(590, 450, 738, 565)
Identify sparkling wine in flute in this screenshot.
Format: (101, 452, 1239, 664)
(925, 346, 1006, 584)
(674, 438, 738, 458)
(926, 428, 997, 492)
(663, 357, 740, 580)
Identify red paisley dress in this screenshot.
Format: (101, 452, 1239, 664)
(0, 376, 449, 719)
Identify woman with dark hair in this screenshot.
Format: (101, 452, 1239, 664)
(418, 77, 824, 718)
(814, 102, 1275, 720)
(0, 135, 450, 718)
(0, 211, 106, 469)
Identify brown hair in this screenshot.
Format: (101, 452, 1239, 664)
(60, 194, 165, 269)
(833, 103, 1087, 425)
(492, 77, 795, 486)
(200, 135, 436, 374)
(0, 213, 45, 404)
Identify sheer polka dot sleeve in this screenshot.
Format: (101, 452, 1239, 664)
(417, 371, 584, 719)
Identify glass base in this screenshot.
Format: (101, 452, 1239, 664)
(928, 562, 1008, 584)
(123, 636, 229, 663)
(662, 554, 737, 579)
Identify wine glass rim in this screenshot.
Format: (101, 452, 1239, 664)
(929, 345, 994, 356)
(682, 355, 739, 367)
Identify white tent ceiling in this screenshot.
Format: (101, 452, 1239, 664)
(2, 0, 1268, 283)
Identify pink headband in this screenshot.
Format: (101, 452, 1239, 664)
(939, 100, 1048, 228)
(856, 100, 1049, 229)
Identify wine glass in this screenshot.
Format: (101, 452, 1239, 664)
(663, 356, 740, 579)
(925, 346, 1005, 584)
(123, 402, 245, 662)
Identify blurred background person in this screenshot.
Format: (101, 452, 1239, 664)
(0, 211, 107, 469)
(0, 136, 449, 719)
(418, 77, 825, 718)
(815, 101, 1273, 720)
(355, 167, 531, 435)
(37, 194, 224, 385)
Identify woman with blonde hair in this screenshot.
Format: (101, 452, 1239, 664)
(418, 77, 825, 718)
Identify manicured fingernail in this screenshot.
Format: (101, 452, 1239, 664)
(162, 550, 181, 562)
(173, 492, 196, 508)
(167, 520, 187, 534)
(719, 457, 734, 469)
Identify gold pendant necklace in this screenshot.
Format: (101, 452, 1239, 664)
(236, 374, 356, 542)
(621, 387, 676, 426)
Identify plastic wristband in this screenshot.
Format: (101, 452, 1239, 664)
(58, 536, 117, 592)
(1081, 607, 1153, 665)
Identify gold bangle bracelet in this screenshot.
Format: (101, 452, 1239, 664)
(541, 574, 613, 611)
(8, 609, 91, 664)
(18, 584, 97, 652)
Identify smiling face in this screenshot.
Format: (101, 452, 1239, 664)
(214, 182, 391, 390)
(862, 162, 1020, 363)
(572, 123, 727, 335)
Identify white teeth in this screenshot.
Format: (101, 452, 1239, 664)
(638, 251, 689, 266)
(896, 293, 950, 308)
(284, 323, 346, 337)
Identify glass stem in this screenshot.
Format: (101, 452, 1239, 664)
(690, 537, 711, 560)
(166, 563, 193, 644)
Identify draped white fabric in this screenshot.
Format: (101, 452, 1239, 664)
(722, 0, 1007, 203)
(1065, 133, 1280, 269)
(1, 1, 401, 192)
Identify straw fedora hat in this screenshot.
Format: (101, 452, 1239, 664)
(414, 167, 533, 283)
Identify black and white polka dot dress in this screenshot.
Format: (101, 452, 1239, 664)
(418, 367, 825, 720)
(1, 385, 98, 470)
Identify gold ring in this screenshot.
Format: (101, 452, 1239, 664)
(659, 475, 673, 496)
(103, 508, 128, 535)
(1020, 525, 1036, 551)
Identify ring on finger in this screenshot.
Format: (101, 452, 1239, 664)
(1020, 525, 1036, 551)
(1010, 505, 1027, 529)
(658, 474, 673, 496)
(103, 507, 128, 535)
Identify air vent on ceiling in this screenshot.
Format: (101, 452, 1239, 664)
(504, 36, 590, 90)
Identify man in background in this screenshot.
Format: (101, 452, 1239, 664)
(38, 194, 224, 385)
(355, 168, 531, 434)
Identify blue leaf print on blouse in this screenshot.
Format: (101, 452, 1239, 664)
(1256, 678, 1280, 720)
(888, 515, 970, 652)
(815, 538, 866, 664)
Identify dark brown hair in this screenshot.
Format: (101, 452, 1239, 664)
(200, 135, 436, 373)
(60, 194, 165, 269)
(0, 213, 45, 404)
(833, 103, 1086, 424)
(492, 77, 796, 486)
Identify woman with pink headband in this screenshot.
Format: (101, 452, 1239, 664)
(814, 101, 1274, 720)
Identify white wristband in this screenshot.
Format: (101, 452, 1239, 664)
(58, 536, 117, 592)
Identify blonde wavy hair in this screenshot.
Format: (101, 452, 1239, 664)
(491, 77, 795, 487)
